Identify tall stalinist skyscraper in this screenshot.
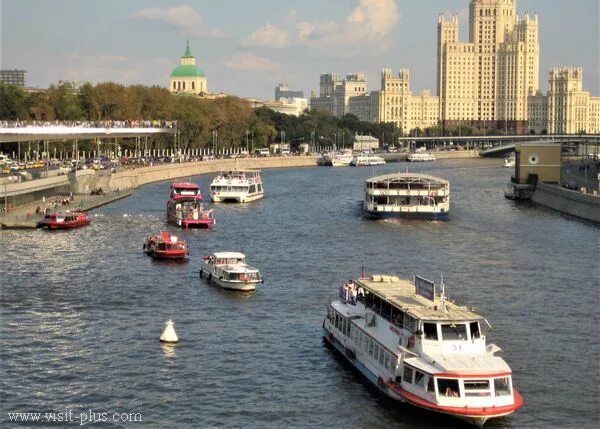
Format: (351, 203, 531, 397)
(437, 0, 539, 132)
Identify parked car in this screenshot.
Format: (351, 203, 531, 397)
(563, 180, 579, 190)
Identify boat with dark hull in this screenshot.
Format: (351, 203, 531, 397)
(363, 173, 449, 220)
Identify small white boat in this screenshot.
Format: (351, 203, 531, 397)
(209, 170, 264, 203)
(503, 155, 516, 168)
(200, 252, 263, 291)
(351, 154, 386, 166)
(408, 152, 436, 162)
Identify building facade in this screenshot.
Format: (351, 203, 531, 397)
(0, 70, 26, 87)
(527, 68, 600, 134)
(275, 83, 304, 101)
(376, 69, 439, 134)
(310, 73, 368, 117)
(437, 0, 539, 132)
(169, 41, 207, 95)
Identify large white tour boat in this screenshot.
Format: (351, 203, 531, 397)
(351, 154, 386, 166)
(199, 252, 263, 291)
(209, 170, 264, 203)
(323, 273, 523, 427)
(408, 152, 436, 162)
(363, 173, 450, 220)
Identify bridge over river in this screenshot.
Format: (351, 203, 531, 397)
(397, 134, 599, 157)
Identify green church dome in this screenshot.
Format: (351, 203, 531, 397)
(170, 64, 206, 77)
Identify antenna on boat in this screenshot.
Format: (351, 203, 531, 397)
(440, 275, 448, 313)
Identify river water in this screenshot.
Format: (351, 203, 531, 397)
(1, 158, 598, 428)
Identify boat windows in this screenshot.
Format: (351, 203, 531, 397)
(368, 339, 374, 356)
(441, 323, 468, 341)
(423, 322, 438, 340)
(384, 353, 391, 370)
(437, 378, 460, 397)
(470, 321, 481, 339)
(378, 347, 385, 366)
(464, 380, 491, 397)
(414, 371, 426, 388)
(403, 366, 414, 384)
(494, 377, 512, 396)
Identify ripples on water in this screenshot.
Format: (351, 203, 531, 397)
(1, 159, 598, 428)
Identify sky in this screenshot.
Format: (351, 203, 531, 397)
(1, 0, 598, 100)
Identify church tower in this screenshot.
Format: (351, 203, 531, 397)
(169, 41, 208, 95)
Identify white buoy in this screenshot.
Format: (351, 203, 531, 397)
(160, 319, 179, 343)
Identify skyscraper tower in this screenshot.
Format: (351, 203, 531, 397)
(437, 0, 539, 131)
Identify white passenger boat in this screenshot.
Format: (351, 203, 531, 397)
(199, 252, 263, 291)
(323, 274, 523, 427)
(408, 152, 436, 162)
(363, 173, 449, 220)
(209, 170, 264, 203)
(503, 155, 516, 168)
(330, 150, 354, 167)
(351, 154, 386, 166)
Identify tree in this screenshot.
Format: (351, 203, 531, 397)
(0, 83, 29, 120)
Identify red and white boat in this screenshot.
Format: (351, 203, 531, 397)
(323, 274, 523, 427)
(143, 231, 189, 259)
(37, 212, 91, 229)
(167, 182, 215, 229)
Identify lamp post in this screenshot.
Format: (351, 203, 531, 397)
(246, 129, 250, 154)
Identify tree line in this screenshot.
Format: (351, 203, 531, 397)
(0, 81, 496, 156)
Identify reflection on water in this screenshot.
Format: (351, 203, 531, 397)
(1, 159, 598, 428)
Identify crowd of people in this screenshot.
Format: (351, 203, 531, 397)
(339, 280, 364, 305)
(0, 120, 177, 129)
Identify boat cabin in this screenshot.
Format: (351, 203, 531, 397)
(170, 183, 202, 198)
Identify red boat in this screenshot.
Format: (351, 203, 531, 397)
(167, 182, 215, 229)
(37, 212, 91, 229)
(143, 231, 189, 259)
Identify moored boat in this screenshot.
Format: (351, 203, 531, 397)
(363, 173, 449, 220)
(408, 152, 436, 162)
(351, 154, 386, 166)
(199, 252, 263, 291)
(167, 182, 215, 229)
(503, 155, 516, 168)
(323, 273, 523, 427)
(143, 231, 189, 259)
(37, 211, 91, 229)
(209, 170, 264, 203)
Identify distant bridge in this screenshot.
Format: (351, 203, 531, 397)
(396, 134, 600, 157)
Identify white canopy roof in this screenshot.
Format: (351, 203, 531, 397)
(213, 251, 245, 259)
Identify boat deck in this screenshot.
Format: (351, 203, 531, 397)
(356, 276, 481, 321)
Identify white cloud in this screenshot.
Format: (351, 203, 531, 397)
(131, 5, 202, 30)
(225, 52, 278, 72)
(244, 0, 399, 55)
(295, 0, 399, 53)
(244, 23, 289, 48)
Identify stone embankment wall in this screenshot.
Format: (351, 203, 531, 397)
(109, 156, 318, 191)
(532, 182, 600, 223)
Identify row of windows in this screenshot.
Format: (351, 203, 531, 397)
(350, 325, 396, 372)
(172, 81, 204, 91)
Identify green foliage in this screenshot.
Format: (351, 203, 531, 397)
(0, 83, 29, 120)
